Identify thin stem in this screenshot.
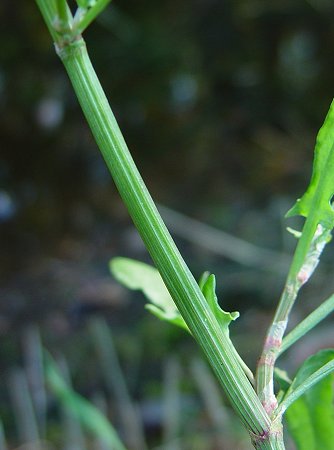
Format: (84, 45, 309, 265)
(256, 224, 331, 415)
(35, 0, 59, 42)
(274, 359, 334, 419)
(56, 0, 69, 23)
(55, 37, 270, 438)
(73, 0, 112, 35)
(55, 0, 73, 32)
(273, 222, 328, 326)
(34, 2, 288, 447)
(279, 293, 334, 356)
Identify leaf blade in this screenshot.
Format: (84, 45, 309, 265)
(110, 257, 188, 330)
(286, 99, 334, 229)
(279, 293, 334, 356)
(279, 349, 334, 450)
(44, 352, 127, 450)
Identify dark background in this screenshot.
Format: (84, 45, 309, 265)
(1, 0, 334, 448)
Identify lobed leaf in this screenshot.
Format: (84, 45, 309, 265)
(200, 273, 239, 335)
(110, 257, 188, 330)
(286, 99, 334, 229)
(110, 258, 240, 336)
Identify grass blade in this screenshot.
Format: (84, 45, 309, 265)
(8, 368, 40, 446)
(162, 357, 182, 450)
(89, 317, 147, 450)
(190, 357, 234, 449)
(58, 357, 88, 450)
(23, 326, 47, 439)
(44, 352, 127, 450)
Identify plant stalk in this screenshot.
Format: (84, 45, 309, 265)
(56, 35, 271, 439)
(256, 223, 331, 415)
(34, 2, 286, 447)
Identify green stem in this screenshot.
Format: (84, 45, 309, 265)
(34, 2, 286, 446)
(35, 0, 59, 42)
(271, 216, 321, 324)
(56, 36, 270, 438)
(55, 0, 73, 32)
(254, 438, 286, 450)
(256, 223, 331, 415)
(73, 0, 112, 35)
(274, 359, 334, 420)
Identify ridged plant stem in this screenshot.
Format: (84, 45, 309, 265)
(57, 35, 270, 438)
(34, 1, 285, 447)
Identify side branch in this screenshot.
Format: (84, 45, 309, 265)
(256, 224, 331, 415)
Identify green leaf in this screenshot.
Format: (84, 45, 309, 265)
(44, 352, 127, 450)
(274, 367, 292, 393)
(279, 293, 334, 357)
(110, 259, 240, 336)
(284, 349, 334, 450)
(110, 257, 188, 331)
(286, 99, 334, 229)
(199, 274, 253, 381)
(110, 259, 253, 380)
(274, 367, 292, 404)
(201, 273, 239, 335)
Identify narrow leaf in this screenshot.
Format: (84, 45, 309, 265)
(278, 349, 334, 450)
(279, 293, 334, 356)
(44, 353, 127, 450)
(73, 0, 112, 34)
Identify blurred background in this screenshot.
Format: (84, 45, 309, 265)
(1, 0, 334, 448)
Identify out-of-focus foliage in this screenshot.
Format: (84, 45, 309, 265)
(45, 351, 127, 450)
